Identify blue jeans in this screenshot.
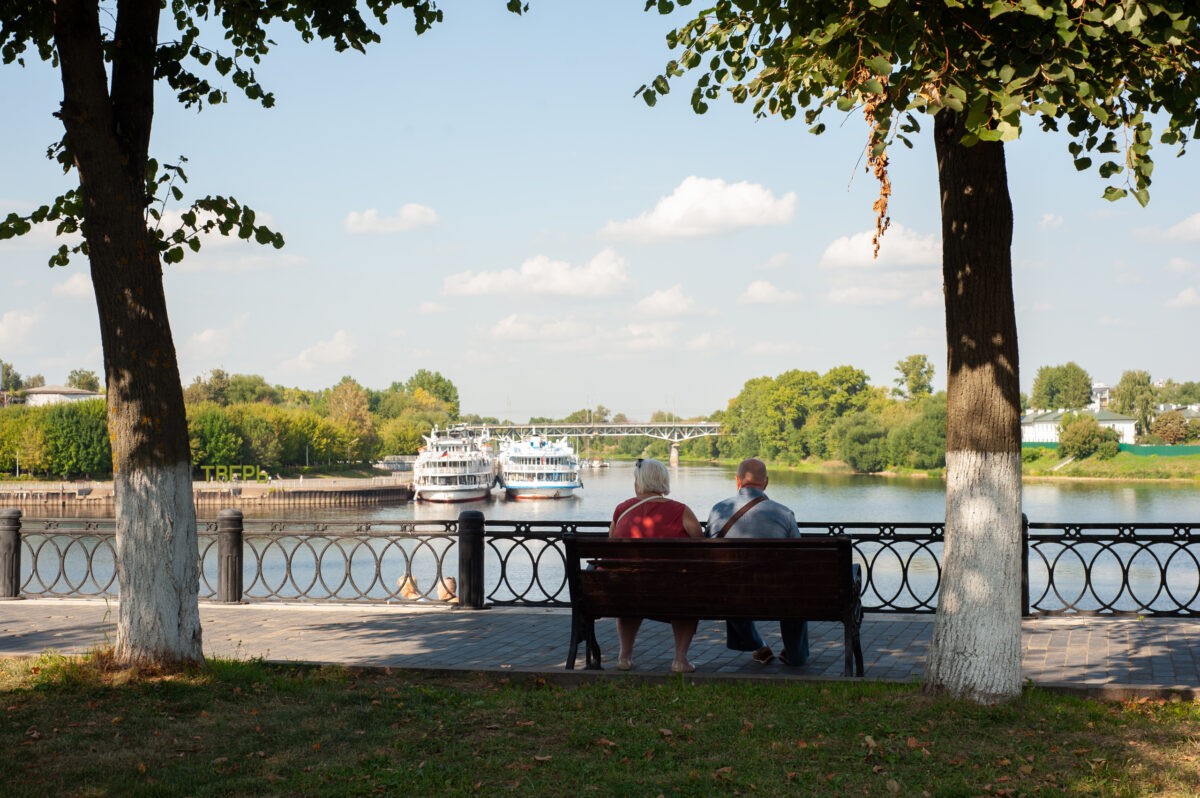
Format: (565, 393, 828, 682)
(726, 619, 809, 665)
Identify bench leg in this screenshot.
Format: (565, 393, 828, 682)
(846, 599, 865, 677)
(584, 619, 602, 670)
(566, 609, 582, 670)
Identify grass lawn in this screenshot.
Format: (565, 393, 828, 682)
(3, 653, 1199, 797)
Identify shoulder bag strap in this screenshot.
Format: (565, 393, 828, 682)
(715, 494, 767, 538)
(610, 495, 665, 533)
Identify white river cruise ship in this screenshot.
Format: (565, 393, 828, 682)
(496, 433, 583, 500)
(412, 426, 496, 502)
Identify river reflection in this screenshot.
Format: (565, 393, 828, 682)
(244, 463, 1198, 525)
(19, 463, 1200, 524)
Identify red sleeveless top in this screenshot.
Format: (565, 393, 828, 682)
(610, 496, 690, 539)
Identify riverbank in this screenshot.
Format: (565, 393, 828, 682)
(688, 451, 1200, 482)
(0, 474, 413, 508)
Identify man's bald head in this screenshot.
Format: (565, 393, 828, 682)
(736, 458, 768, 489)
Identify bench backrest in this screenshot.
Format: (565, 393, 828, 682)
(564, 535, 857, 622)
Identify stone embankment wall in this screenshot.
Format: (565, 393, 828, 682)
(0, 476, 413, 508)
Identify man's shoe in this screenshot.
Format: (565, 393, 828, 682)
(751, 646, 774, 664)
(779, 650, 805, 667)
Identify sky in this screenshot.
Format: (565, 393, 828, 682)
(2, 3, 1198, 422)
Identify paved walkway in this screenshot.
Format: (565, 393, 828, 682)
(2, 599, 1198, 697)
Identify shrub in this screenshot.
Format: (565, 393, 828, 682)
(1021, 447, 1050, 463)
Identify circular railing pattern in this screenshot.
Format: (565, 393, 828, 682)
(13, 516, 1200, 615)
(1027, 523, 1200, 616)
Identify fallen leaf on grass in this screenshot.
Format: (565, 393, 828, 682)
(533, 755, 551, 762)
(886, 779, 900, 794)
(659, 728, 673, 738)
(713, 766, 733, 781)
(741, 719, 754, 734)
(595, 738, 617, 748)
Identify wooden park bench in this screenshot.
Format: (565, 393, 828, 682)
(563, 535, 864, 676)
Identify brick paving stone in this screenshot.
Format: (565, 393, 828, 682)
(1, 600, 1197, 694)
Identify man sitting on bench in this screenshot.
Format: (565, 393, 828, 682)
(705, 458, 809, 666)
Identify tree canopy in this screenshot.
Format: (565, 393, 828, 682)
(1031, 362, 1093, 410)
(641, 0, 1200, 703)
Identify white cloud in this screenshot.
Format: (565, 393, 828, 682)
(418, 301, 447, 315)
(748, 341, 811, 355)
(444, 249, 629, 297)
(757, 252, 789, 271)
(1165, 287, 1200, 308)
(489, 314, 604, 354)
(1168, 257, 1195, 273)
(825, 269, 940, 306)
(0, 307, 42, 347)
(620, 321, 679, 351)
(52, 272, 93, 299)
(906, 325, 940, 341)
(819, 223, 940, 270)
(1038, 213, 1064, 230)
(739, 280, 802, 305)
(344, 204, 440, 234)
(684, 332, 732, 352)
(174, 252, 305, 274)
(181, 315, 250, 362)
(631, 285, 698, 317)
(1166, 212, 1200, 241)
(281, 330, 358, 372)
(601, 176, 796, 241)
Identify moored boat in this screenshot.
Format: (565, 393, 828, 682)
(497, 433, 583, 499)
(412, 426, 496, 502)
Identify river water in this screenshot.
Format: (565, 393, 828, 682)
(251, 462, 1200, 525)
(20, 463, 1200, 609)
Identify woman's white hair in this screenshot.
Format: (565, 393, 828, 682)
(633, 458, 671, 495)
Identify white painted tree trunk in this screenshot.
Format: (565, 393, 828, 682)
(927, 450, 1023, 703)
(114, 461, 203, 664)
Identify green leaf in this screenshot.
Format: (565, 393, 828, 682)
(1133, 188, 1150, 206)
(1102, 186, 1128, 201)
(868, 0, 891, 7)
(866, 56, 891, 74)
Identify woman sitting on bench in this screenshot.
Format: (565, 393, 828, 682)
(608, 458, 704, 673)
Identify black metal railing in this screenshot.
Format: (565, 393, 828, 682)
(3, 507, 1198, 616)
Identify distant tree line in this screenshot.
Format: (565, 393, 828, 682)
(3, 356, 1198, 479)
(0, 367, 463, 479)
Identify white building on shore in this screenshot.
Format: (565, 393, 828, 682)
(21, 385, 104, 407)
(1021, 408, 1137, 445)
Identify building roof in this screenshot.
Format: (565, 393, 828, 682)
(22, 385, 103, 397)
(1021, 408, 1136, 424)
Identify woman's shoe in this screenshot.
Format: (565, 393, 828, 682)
(617, 656, 633, 671)
(751, 646, 775, 664)
(671, 659, 696, 673)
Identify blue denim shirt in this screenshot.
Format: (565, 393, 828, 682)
(705, 486, 797, 539)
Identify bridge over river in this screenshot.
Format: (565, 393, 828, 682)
(464, 422, 721, 466)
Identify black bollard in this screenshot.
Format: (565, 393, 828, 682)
(0, 508, 21, 600)
(457, 510, 486, 610)
(217, 508, 244, 603)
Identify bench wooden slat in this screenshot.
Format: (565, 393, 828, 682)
(564, 535, 864, 676)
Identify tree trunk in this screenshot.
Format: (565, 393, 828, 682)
(55, 1, 203, 665)
(925, 111, 1023, 703)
